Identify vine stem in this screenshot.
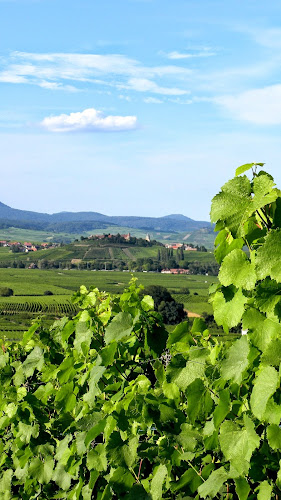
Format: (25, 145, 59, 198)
(187, 461, 205, 482)
(137, 459, 143, 481)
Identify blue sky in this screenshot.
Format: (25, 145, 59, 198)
(2, 0, 281, 220)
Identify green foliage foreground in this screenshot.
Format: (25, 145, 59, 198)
(1, 163, 281, 499)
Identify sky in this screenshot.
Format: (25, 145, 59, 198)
(1, 0, 281, 220)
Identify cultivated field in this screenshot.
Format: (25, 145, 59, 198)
(0, 268, 216, 339)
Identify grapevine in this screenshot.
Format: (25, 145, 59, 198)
(0, 163, 280, 498)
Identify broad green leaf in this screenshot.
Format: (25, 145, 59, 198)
(235, 477, 250, 500)
(167, 321, 192, 349)
(263, 398, 281, 425)
(162, 381, 180, 402)
(235, 163, 257, 176)
(85, 418, 106, 447)
(261, 338, 281, 366)
(87, 444, 107, 471)
(252, 174, 279, 213)
(109, 467, 135, 494)
(250, 365, 279, 420)
(213, 389, 231, 428)
(197, 467, 228, 498)
(267, 424, 281, 450)
(177, 423, 200, 452)
(170, 357, 205, 391)
(104, 312, 133, 344)
(150, 464, 168, 500)
(74, 315, 92, 354)
(21, 322, 39, 346)
(221, 335, 249, 384)
(186, 378, 211, 423)
(141, 295, 154, 311)
(212, 287, 248, 330)
(219, 249, 256, 290)
(191, 317, 207, 334)
(55, 382, 76, 412)
(29, 456, 54, 484)
(214, 230, 244, 264)
(219, 415, 260, 477)
(0, 469, 12, 500)
(53, 464, 72, 491)
(99, 342, 117, 366)
(256, 229, 281, 282)
(257, 481, 272, 500)
(22, 346, 44, 377)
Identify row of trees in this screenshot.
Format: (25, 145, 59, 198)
(0, 257, 219, 274)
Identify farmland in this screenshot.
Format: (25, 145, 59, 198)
(0, 268, 216, 339)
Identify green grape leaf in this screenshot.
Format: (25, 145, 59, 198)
(150, 464, 168, 500)
(219, 415, 260, 477)
(221, 335, 249, 384)
(235, 163, 263, 176)
(263, 398, 281, 425)
(266, 424, 281, 450)
(53, 464, 72, 491)
(29, 456, 54, 484)
(87, 444, 107, 471)
(186, 378, 209, 423)
(141, 295, 154, 311)
(261, 338, 281, 366)
(212, 287, 248, 330)
(218, 249, 256, 290)
(213, 389, 231, 428)
(104, 312, 133, 344)
(99, 342, 117, 366)
(210, 176, 252, 237)
(252, 174, 280, 211)
(0, 469, 13, 500)
(22, 346, 44, 377)
(235, 477, 250, 500)
(257, 481, 272, 500)
(250, 365, 279, 420)
(214, 230, 244, 264)
(74, 317, 92, 354)
(169, 356, 205, 391)
(197, 467, 228, 498)
(256, 229, 281, 282)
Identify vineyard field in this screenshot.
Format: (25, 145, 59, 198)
(0, 269, 215, 338)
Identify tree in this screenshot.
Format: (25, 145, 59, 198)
(141, 285, 187, 324)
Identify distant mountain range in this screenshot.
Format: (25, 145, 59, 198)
(0, 202, 212, 234)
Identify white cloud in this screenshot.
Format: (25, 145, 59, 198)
(0, 51, 190, 96)
(123, 77, 189, 95)
(41, 108, 138, 132)
(165, 49, 216, 60)
(143, 97, 163, 103)
(215, 84, 281, 125)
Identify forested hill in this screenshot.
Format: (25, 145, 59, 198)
(0, 201, 211, 233)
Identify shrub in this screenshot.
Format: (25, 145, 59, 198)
(0, 287, 13, 296)
(43, 290, 53, 295)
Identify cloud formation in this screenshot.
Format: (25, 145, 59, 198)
(215, 84, 281, 125)
(165, 49, 216, 60)
(0, 51, 190, 96)
(41, 108, 138, 132)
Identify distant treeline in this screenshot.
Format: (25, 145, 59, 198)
(79, 234, 162, 247)
(0, 256, 219, 275)
(0, 218, 111, 233)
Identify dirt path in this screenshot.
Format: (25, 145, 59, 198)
(122, 248, 134, 259)
(185, 309, 201, 318)
(109, 248, 114, 259)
